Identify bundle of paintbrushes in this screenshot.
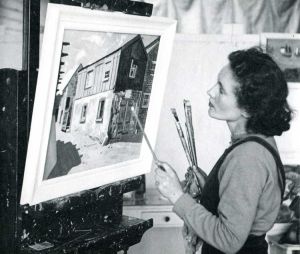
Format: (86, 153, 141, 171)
(171, 100, 207, 198)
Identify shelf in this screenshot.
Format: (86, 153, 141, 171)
(123, 188, 183, 228)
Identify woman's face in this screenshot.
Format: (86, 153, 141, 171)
(207, 64, 246, 123)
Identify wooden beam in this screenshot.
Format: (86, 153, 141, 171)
(22, 0, 40, 138)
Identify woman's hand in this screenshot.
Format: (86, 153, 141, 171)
(182, 223, 203, 254)
(154, 161, 184, 204)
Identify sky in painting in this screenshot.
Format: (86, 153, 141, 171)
(57, 30, 158, 92)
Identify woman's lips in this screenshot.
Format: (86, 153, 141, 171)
(209, 101, 214, 108)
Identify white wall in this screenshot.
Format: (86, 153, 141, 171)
(275, 83, 300, 165)
(147, 33, 260, 189)
(0, 0, 23, 69)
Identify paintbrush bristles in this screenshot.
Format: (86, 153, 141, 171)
(170, 108, 179, 121)
(183, 99, 191, 107)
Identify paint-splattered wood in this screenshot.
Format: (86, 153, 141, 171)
(20, 216, 153, 253)
(0, 69, 28, 254)
(20, 176, 144, 246)
(0, 68, 152, 253)
(50, 0, 153, 17)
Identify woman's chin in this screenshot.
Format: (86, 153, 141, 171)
(208, 110, 223, 120)
(208, 108, 216, 118)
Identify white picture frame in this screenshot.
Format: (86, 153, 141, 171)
(20, 3, 176, 205)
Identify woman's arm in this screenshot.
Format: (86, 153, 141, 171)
(155, 149, 270, 253)
(172, 152, 268, 253)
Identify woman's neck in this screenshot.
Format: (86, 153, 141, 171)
(227, 120, 248, 138)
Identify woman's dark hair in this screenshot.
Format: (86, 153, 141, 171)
(228, 47, 292, 136)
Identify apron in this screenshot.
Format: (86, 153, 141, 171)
(200, 136, 285, 254)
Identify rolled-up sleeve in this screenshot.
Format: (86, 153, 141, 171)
(173, 151, 268, 254)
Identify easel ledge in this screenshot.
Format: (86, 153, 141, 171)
(0, 1, 154, 253)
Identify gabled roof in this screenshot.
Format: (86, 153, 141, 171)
(79, 35, 147, 72)
(120, 34, 148, 58)
(57, 64, 83, 94)
(145, 37, 160, 53)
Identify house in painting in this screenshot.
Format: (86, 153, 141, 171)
(139, 37, 160, 128)
(57, 64, 83, 132)
(70, 35, 148, 144)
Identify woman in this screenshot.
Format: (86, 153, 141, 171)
(155, 47, 292, 254)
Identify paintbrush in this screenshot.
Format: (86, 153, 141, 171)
(171, 103, 207, 191)
(170, 108, 193, 167)
(130, 106, 164, 170)
(184, 100, 198, 167)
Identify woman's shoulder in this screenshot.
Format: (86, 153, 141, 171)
(230, 135, 278, 158)
(219, 135, 278, 180)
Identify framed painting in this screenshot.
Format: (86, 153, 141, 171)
(260, 33, 300, 83)
(20, 3, 176, 205)
(261, 33, 300, 165)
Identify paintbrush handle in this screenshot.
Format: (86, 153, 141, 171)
(171, 109, 193, 167)
(131, 107, 160, 164)
(184, 100, 198, 167)
(177, 127, 193, 166)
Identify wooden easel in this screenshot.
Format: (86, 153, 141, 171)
(0, 1, 153, 253)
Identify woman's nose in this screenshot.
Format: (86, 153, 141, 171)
(207, 85, 216, 97)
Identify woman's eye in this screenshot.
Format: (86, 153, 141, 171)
(218, 83, 224, 94)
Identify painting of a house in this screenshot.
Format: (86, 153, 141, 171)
(20, 5, 176, 204)
(43, 31, 161, 179)
(139, 38, 160, 128)
(57, 64, 83, 132)
(71, 35, 148, 145)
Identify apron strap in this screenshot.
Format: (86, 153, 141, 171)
(228, 136, 285, 201)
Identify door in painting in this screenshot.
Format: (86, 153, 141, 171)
(118, 98, 133, 134)
(108, 92, 141, 140)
